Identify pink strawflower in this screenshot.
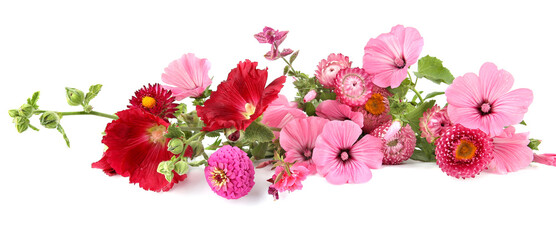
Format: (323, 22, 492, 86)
(363, 25, 424, 88)
(489, 126, 533, 174)
(303, 90, 317, 103)
(315, 53, 352, 88)
(280, 117, 329, 174)
(371, 121, 416, 165)
(534, 153, 556, 166)
(271, 163, 310, 193)
(254, 27, 293, 60)
(419, 105, 453, 143)
(315, 100, 364, 128)
(161, 53, 212, 100)
(334, 68, 374, 107)
(446, 62, 533, 137)
(262, 94, 306, 138)
(204, 145, 255, 199)
(353, 85, 392, 133)
(435, 124, 494, 179)
(312, 121, 384, 184)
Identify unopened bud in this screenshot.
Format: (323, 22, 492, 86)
(167, 138, 185, 155)
(174, 160, 189, 175)
(39, 111, 61, 129)
(14, 117, 29, 133)
(225, 128, 243, 142)
(189, 141, 205, 158)
(8, 109, 19, 118)
(18, 104, 35, 118)
(65, 88, 85, 106)
(156, 160, 175, 175)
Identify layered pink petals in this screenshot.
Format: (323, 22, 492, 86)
(363, 25, 424, 88)
(446, 62, 533, 137)
(316, 100, 364, 128)
(262, 95, 306, 138)
(161, 53, 212, 100)
(313, 121, 383, 184)
(371, 121, 416, 165)
(334, 68, 374, 106)
(419, 105, 453, 143)
(489, 126, 533, 174)
(280, 117, 329, 174)
(315, 53, 352, 88)
(271, 163, 309, 193)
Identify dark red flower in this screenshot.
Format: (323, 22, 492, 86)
(129, 83, 178, 121)
(196, 60, 286, 132)
(92, 107, 186, 192)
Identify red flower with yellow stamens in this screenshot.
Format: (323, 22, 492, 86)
(129, 83, 178, 121)
(196, 60, 286, 132)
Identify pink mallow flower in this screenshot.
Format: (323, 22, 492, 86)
(446, 62, 533, 137)
(303, 90, 317, 103)
(363, 25, 424, 88)
(419, 105, 453, 143)
(271, 163, 310, 193)
(334, 68, 374, 107)
(534, 153, 556, 166)
(204, 145, 255, 199)
(312, 120, 384, 184)
(161, 53, 212, 100)
(371, 121, 416, 165)
(315, 53, 352, 88)
(316, 100, 364, 128)
(488, 126, 533, 174)
(262, 94, 306, 138)
(280, 117, 330, 174)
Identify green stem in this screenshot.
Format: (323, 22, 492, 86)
(410, 86, 424, 103)
(34, 110, 118, 120)
(273, 42, 296, 73)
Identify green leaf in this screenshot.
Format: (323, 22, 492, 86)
(56, 125, 71, 147)
(205, 137, 222, 150)
(283, 65, 290, 75)
(206, 131, 220, 138)
(411, 137, 436, 162)
(251, 142, 269, 160)
(405, 100, 436, 134)
(319, 90, 336, 101)
(528, 138, 541, 151)
(164, 124, 185, 139)
(27, 91, 40, 109)
(424, 91, 445, 100)
(520, 120, 527, 126)
(244, 121, 275, 143)
(84, 84, 103, 106)
(387, 79, 411, 100)
(289, 50, 299, 63)
(304, 102, 316, 116)
(415, 55, 454, 84)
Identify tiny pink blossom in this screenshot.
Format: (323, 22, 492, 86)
(488, 126, 533, 174)
(315, 53, 352, 88)
(254, 27, 293, 61)
(316, 100, 364, 128)
(161, 53, 212, 100)
(419, 105, 453, 143)
(312, 121, 384, 185)
(446, 62, 533, 137)
(533, 153, 556, 166)
(262, 95, 306, 138)
(272, 163, 310, 193)
(303, 90, 317, 103)
(363, 25, 424, 88)
(280, 117, 329, 174)
(334, 68, 374, 107)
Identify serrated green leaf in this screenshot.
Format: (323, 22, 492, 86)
(416, 55, 454, 84)
(251, 142, 269, 160)
(424, 91, 445, 100)
(289, 50, 299, 63)
(84, 84, 103, 106)
(164, 124, 185, 139)
(405, 100, 436, 134)
(206, 131, 220, 138)
(56, 125, 71, 147)
(27, 91, 40, 109)
(244, 121, 275, 143)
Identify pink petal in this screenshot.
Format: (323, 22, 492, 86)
(489, 126, 533, 174)
(492, 88, 533, 123)
(316, 100, 364, 128)
(479, 62, 514, 102)
(161, 53, 211, 100)
(400, 27, 424, 65)
(323, 160, 372, 185)
(350, 135, 384, 169)
(279, 117, 328, 153)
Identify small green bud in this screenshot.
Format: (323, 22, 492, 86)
(39, 111, 61, 129)
(8, 109, 19, 118)
(66, 87, 85, 106)
(18, 103, 35, 118)
(167, 138, 185, 155)
(156, 160, 175, 175)
(14, 117, 29, 133)
(174, 160, 189, 175)
(164, 172, 174, 183)
(189, 141, 205, 158)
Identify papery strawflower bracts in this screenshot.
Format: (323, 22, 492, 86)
(334, 68, 374, 107)
(92, 107, 186, 192)
(435, 124, 493, 179)
(204, 145, 255, 199)
(446, 62, 533, 137)
(419, 105, 452, 143)
(353, 85, 392, 133)
(489, 126, 533, 174)
(129, 83, 178, 121)
(161, 53, 212, 100)
(371, 121, 416, 165)
(197, 60, 285, 132)
(315, 53, 352, 88)
(313, 120, 383, 184)
(280, 117, 329, 174)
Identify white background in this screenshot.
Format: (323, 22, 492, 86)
(1, 0, 556, 239)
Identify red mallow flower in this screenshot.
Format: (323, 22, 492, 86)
(129, 83, 178, 121)
(92, 107, 186, 192)
(197, 60, 286, 132)
(435, 124, 494, 179)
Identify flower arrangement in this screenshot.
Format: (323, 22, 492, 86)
(8, 25, 554, 200)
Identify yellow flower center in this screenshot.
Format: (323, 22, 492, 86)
(211, 168, 228, 189)
(242, 103, 256, 119)
(148, 125, 166, 145)
(455, 140, 477, 161)
(365, 93, 386, 115)
(142, 96, 156, 109)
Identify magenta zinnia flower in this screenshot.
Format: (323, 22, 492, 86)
(489, 126, 533, 174)
(129, 83, 178, 121)
(446, 62, 533, 137)
(435, 124, 494, 179)
(161, 53, 212, 100)
(312, 120, 384, 184)
(419, 105, 453, 143)
(204, 145, 255, 199)
(363, 25, 424, 88)
(334, 68, 374, 107)
(280, 117, 329, 174)
(534, 153, 556, 166)
(262, 94, 306, 138)
(371, 121, 416, 165)
(315, 53, 352, 88)
(316, 100, 364, 128)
